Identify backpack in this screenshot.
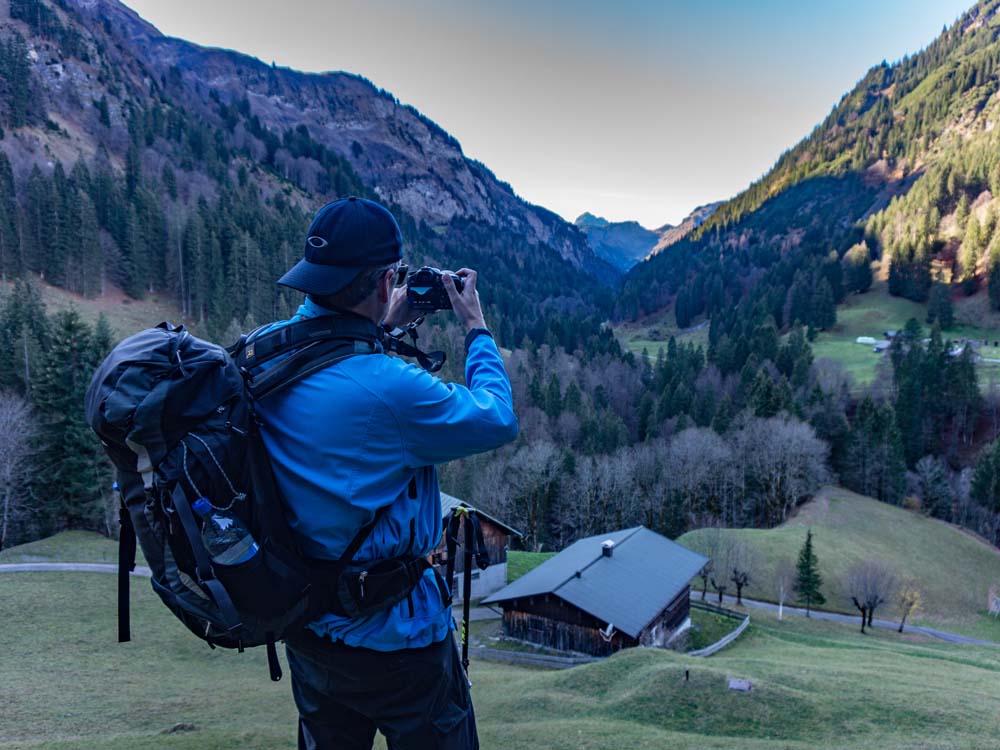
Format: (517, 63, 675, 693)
(84, 316, 422, 681)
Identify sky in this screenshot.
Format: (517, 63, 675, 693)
(122, 0, 975, 228)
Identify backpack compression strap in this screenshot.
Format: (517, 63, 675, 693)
(116, 475, 143, 643)
(170, 484, 243, 638)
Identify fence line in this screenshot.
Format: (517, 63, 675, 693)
(687, 601, 750, 657)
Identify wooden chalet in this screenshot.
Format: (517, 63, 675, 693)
(432, 493, 521, 602)
(482, 526, 708, 657)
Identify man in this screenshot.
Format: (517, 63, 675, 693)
(256, 195, 518, 750)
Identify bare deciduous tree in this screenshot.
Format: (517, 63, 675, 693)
(504, 441, 561, 552)
(729, 539, 759, 606)
(844, 560, 897, 634)
(686, 524, 721, 601)
(664, 427, 737, 525)
(0, 392, 35, 551)
(897, 579, 922, 633)
(730, 415, 829, 527)
(774, 557, 795, 621)
(709, 536, 735, 605)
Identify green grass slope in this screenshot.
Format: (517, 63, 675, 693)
(0, 530, 123, 564)
(680, 486, 1000, 640)
(2, 276, 194, 342)
(3, 567, 1000, 749)
(506, 550, 556, 583)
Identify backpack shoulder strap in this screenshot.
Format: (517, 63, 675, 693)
(248, 338, 374, 402)
(233, 315, 379, 371)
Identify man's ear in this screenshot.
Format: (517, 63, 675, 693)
(377, 269, 392, 304)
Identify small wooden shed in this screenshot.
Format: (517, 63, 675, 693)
(432, 493, 521, 602)
(482, 526, 708, 656)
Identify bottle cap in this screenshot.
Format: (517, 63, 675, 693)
(191, 498, 212, 517)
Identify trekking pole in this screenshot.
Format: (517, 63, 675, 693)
(461, 509, 474, 673)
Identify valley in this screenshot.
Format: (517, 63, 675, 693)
(6, 0, 1000, 748)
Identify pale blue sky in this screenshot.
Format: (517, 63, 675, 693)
(123, 0, 974, 227)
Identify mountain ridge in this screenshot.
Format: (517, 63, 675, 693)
(77, 0, 604, 271)
(0, 0, 618, 348)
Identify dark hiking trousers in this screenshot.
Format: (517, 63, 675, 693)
(285, 629, 479, 750)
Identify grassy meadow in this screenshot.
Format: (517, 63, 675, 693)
(810, 281, 1000, 386)
(2, 275, 195, 342)
(679, 486, 1000, 640)
(612, 280, 1000, 387)
(3, 560, 1000, 749)
(614, 316, 709, 359)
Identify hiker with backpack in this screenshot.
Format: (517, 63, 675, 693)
(258, 196, 517, 749)
(86, 196, 517, 750)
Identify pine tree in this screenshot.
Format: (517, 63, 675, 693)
(794, 529, 826, 616)
(971, 438, 1000, 514)
(33, 310, 109, 532)
(811, 279, 837, 329)
(636, 393, 654, 441)
(563, 381, 583, 416)
(989, 245, 1000, 311)
(960, 215, 982, 295)
(926, 282, 954, 329)
(544, 374, 562, 419)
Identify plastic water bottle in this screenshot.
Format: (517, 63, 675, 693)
(192, 498, 259, 566)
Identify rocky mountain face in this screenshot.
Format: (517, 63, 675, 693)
(0, 0, 616, 343)
(647, 201, 722, 257)
(92, 0, 602, 272)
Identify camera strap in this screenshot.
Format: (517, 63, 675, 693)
(381, 319, 446, 373)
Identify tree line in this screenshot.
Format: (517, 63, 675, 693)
(0, 280, 113, 548)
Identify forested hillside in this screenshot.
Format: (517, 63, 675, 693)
(6, 0, 1000, 561)
(620, 0, 1000, 321)
(0, 0, 622, 546)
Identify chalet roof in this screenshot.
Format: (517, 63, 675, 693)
(482, 526, 708, 639)
(440, 492, 522, 538)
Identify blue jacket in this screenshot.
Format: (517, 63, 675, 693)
(254, 298, 518, 651)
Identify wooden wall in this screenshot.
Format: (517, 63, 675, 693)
(639, 585, 690, 647)
(499, 586, 692, 656)
(503, 610, 633, 656)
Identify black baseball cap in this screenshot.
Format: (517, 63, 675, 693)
(277, 196, 403, 295)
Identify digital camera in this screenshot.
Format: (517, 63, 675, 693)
(406, 266, 464, 312)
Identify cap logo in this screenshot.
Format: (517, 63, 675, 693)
(307, 236, 329, 248)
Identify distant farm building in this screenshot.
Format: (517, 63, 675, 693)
(433, 493, 521, 602)
(483, 527, 708, 656)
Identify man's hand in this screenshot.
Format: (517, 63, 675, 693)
(382, 286, 420, 330)
(444, 269, 487, 331)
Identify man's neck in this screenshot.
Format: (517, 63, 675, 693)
(305, 295, 380, 325)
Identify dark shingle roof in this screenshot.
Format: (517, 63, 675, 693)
(482, 526, 708, 638)
(440, 492, 522, 537)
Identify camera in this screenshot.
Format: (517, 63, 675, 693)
(406, 266, 464, 312)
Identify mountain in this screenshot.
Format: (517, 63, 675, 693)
(574, 213, 661, 270)
(575, 202, 724, 271)
(0, 0, 617, 348)
(646, 201, 722, 258)
(618, 0, 1000, 331)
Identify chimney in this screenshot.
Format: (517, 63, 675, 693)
(601, 540, 615, 558)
